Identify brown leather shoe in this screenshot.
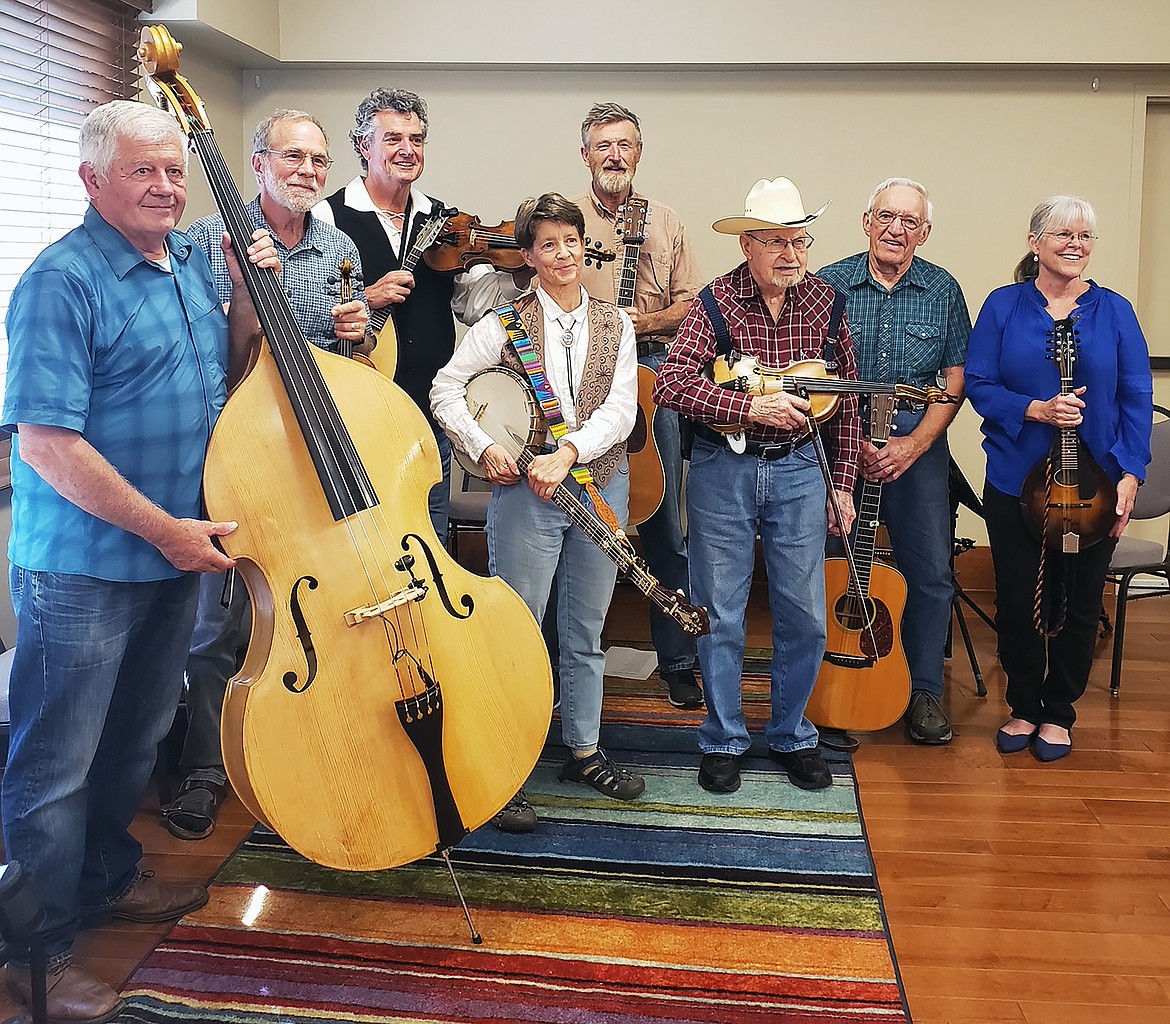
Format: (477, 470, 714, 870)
(6, 962, 124, 1024)
(108, 871, 208, 923)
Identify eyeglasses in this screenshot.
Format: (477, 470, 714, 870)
(869, 209, 925, 232)
(744, 233, 814, 252)
(1042, 230, 1098, 245)
(260, 148, 333, 171)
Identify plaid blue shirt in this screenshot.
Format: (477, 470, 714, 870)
(817, 253, 970, 390)
(187, 197, 365, 350)
(4, 206, 228, 582)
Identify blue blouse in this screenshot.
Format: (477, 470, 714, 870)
(965, 279, 1152, 497)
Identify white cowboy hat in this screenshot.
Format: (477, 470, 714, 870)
(713, 177, 831, 233)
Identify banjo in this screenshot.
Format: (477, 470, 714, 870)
(454, 366, 710, 638)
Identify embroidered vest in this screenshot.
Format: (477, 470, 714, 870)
(500, 293, 627, 488)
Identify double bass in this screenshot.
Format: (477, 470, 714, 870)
(140, 26, 552, 872)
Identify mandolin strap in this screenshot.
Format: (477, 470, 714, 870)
(494, 303, 621, 533)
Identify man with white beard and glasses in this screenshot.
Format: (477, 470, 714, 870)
(163, 108, 369, 841)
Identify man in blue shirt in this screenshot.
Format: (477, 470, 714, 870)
(1, 100, 274, 1023)
(166, 109, 369, 843)
(819, 178, 970, 745)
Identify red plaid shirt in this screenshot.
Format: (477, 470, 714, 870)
(655, 263, 862, 493)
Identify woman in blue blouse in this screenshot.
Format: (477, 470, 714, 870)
(966, 195, 1152, 761)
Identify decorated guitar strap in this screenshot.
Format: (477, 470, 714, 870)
(494, 301, 623, 534)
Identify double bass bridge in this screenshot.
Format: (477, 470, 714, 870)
(344, 583, 427, 627)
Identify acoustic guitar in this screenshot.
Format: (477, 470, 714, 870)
(1020, 316, 1117, 551)
(806, 393, 911, 732)
(614, 198, 666, 526)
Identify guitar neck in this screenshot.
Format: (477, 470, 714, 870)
(616, 239, 641, 309)
(851, 477, 882, 599)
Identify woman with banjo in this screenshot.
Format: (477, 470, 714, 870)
(966, 195, 1152, 761)
(431, 192, 645, 831)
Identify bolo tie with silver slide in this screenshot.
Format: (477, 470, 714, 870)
(556, 312, 581, 403)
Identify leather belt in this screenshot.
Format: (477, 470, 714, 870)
(637, 340, 668, 357)
(693, 422, 814, 460)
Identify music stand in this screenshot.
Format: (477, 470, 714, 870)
(948, 459, 996, 698)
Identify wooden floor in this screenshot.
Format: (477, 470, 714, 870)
(3, 564, 1169, 1023)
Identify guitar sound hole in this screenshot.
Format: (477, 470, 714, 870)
(834, 595, 875, 631)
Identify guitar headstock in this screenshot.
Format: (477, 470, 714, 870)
(869, 393, 896, 444)
(138, 26, 210, 141)
(617, 197, 650, 246)
(1049, 316, 1080, 382)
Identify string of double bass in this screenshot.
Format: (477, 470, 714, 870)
(189, 120, 438, 696)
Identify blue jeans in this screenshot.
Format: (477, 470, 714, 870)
(687, 437, 826, 755)
(2, 567, 200, 965)
(429, 425, 452, 540)
(877, 409, 955, 700)
(487, 462, 629, 752)
(180, 568, 251, 784)
(637, 348, 697, 675)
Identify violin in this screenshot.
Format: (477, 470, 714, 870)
(140, 25, 552, 873)
(707, 355, 954, 430)
(423, 210, 616, 273)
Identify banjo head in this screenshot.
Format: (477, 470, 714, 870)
(453, 365, 547, 479)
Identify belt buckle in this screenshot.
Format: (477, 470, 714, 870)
(759, 441, 791, 460)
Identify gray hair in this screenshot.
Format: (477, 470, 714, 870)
(514, 193, 585, 250)
(349, 88, 428, 171)
(867, 176, 933, 224)
(1014, 194, 1099, 282)
(252, 108, 329, 156)
(580, 101, 642, 148)
(79, 100, 187, 179)
(1027, 194, 1097, 238)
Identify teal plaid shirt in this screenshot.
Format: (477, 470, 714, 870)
(817, 253, 970, 390)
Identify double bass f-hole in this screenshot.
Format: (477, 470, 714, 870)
(283, 575, 320, 693)
(401, 536, 474, 620)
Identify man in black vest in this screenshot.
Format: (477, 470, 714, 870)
(315, 88, 521, 538)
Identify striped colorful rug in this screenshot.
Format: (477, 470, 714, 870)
(116, 672, 910, 1023)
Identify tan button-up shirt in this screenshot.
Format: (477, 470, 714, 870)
(571, 188, 703, 344)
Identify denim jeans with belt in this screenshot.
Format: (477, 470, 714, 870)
(486, 462, 629, 753)
(2, 567, 199, 965)
(637, 347, 697, 676)
(687, 436, 827, 755)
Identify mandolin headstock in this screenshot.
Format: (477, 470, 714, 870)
(1048, 316, 1081, 388)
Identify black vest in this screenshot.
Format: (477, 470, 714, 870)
(325, 185, 456, 426)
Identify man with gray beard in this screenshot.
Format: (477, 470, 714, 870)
(164, 108, 369, 840)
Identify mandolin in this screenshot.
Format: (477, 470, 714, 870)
(423, 210, 617, 273)
(140, 25, 552, 873)
(806, 394, 911, 732)
(360, 204, 455, 376)
(613, 198, 665, 527)
(1020, 317, 1117, 551)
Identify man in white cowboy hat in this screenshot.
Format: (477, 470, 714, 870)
(654, 176, 863, 795)
(819, 177, 971, 746)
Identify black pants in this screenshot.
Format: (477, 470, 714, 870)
(983, 483, 1116, 729)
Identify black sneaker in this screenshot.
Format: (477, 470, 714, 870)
(558, 749, 645, 801)
(492, 790, 538, 833)
(698, 752, 741, 793)
(769, 747, 832, 790)
(661, 668, 704, 710)
(906, 691, 953, 745)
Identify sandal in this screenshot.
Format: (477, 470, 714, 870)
(163, 777, 225, 840)
(558, 749, 645, 801)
